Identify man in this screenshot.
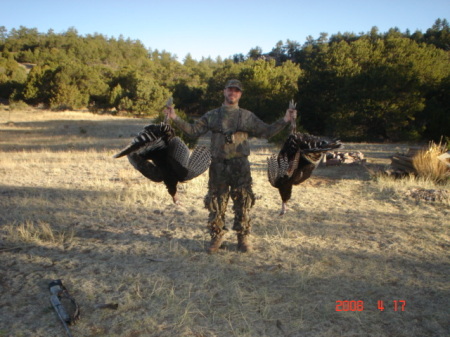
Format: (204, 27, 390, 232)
(164, 79, 297, 253)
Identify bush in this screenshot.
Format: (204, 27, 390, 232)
(412, 140, 449, 184)
(9, 100, 29, 111)
(50, 82, 87, 110)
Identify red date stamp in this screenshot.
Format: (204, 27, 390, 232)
(335, 300, 406, 311)
(335, 300, 365, 311)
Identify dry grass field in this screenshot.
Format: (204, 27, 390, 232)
(0, 107, 449, 337)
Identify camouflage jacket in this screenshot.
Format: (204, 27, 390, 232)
(173, 104, 289, 159)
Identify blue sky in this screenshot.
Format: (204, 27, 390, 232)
(3, 0, 449, 61)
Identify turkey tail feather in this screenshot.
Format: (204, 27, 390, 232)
(113, 123, 172, 158)
(167, 137, 211, 181)
(184, 146, 212, 181)
(167, 137, 190, 167)
(166, 137, 190, 179)
(267, 154, 279, 186)
(113, 142, 144, 158)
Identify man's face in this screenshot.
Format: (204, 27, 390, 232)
(224, 87, 242, 105)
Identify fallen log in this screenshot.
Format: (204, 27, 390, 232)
(438, 151, 450, 168)
(391, 156, 415, 172)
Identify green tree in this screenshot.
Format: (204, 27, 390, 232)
(232, 53, 245, 63)
(22, 65, 48, 104)
(298, 31, 450, 140)
(50, 82, 85, 110)
(239, 59, 301, 122)
(133, 75, 170, 115)
(247, 46, 263, 60)
(109, 68, 169, 115)
(109, 84, 124, 109)
(0, 55, 28, 100)
(419, 75, 450, 141)
(0, 26, 7, 45)
(423, 18, 450, 50)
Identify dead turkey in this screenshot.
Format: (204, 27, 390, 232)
(114, 123, 211, 204)
(267, 133, 342, 215)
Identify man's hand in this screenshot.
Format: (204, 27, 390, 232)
(284, 107, 297, 123)
(164, 106, 177, 120)
(284, 99, 297, 123)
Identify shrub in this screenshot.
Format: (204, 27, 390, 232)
(8, 99, 29, 111)
(412, 140, 449, 184)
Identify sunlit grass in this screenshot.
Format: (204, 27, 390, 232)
(0, 109, 448, 337)
(5, 220, 75, 246)
(413, 140, 449, 183)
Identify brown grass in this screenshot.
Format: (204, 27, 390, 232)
(413, 140, 449, 183)
(6, 220, 75, 246)
(0, 107, 449, 337)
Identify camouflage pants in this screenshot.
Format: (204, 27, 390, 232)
(204, 157, 255, 238)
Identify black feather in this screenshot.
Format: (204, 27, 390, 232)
(115, 123, 211, 202)
(113, 123, 174, 158)
(268, 133, 341, 206)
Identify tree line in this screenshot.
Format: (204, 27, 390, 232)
(0, 19, 448, 142)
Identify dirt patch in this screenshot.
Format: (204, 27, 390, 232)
(405, 188, 449, 202)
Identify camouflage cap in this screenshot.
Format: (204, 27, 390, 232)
(225, 79, 243, 91)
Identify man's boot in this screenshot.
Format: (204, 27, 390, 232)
(237, 233, 252, 253)
(207, 232, 226, 254)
